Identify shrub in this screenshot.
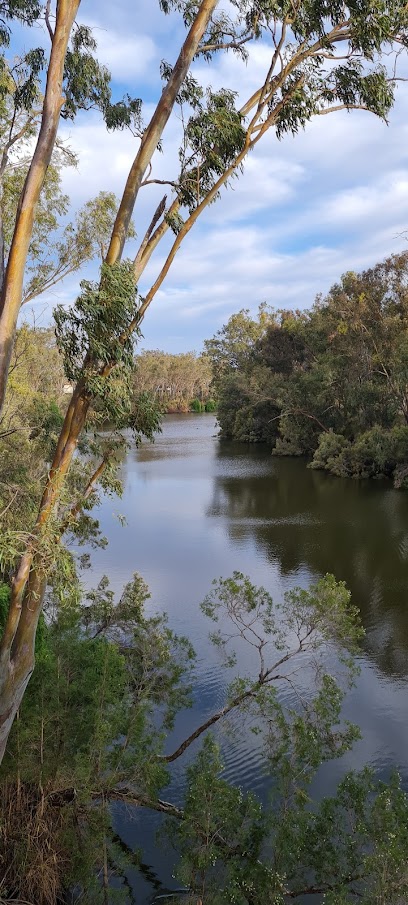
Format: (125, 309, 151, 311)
(190, 398, 204, 412)
(310, 431, 350, 472)
(311, 426, 408, 483)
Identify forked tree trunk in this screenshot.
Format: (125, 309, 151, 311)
(0, 0, 219, 765)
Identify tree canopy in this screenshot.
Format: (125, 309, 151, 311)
(207, 252, 408, 487)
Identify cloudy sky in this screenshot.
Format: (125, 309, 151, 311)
(21, 1, 408, 351)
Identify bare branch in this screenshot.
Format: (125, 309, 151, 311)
(0, 488, 19, 519)
(140, 178, 178, 188)
(317, 103, 373, 116)
(198, 31, 254, 55)
(45, 0, 54, 40)
(134, 197, 179, 284)
(100, 788, 184, 819)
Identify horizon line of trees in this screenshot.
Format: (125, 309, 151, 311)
(133, 348, 216, 413)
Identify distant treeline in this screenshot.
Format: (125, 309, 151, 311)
(133, 349, 216, 412)
(204, 252, 408, 488)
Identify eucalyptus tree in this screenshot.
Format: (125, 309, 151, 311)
(0, 0, 222, 761)
(0, 0, 408, 763)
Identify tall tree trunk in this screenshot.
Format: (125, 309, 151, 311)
(0, 0, 218, 765)
(0, 382, 90, 759)
(0, 0, 80, 416)
(106, 0, 218, 265)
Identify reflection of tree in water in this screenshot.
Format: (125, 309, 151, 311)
(208, 443, 408, 679)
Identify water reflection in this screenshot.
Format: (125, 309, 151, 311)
(87, 415, 408, 902)
(209, 442, 408, 679)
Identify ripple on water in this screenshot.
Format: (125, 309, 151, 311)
(221, 733, 268, 796)
(85, 414, 408, 903)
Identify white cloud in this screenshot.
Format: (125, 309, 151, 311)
(80, 20, 158, 83)
(21, 5, 408, 355)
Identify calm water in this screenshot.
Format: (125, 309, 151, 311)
(88, 414, 408, 901)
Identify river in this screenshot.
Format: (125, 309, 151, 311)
(87, 413, 408, 902)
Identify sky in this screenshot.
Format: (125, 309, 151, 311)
(18, 1, 408, 352)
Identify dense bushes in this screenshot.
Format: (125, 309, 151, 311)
(310, 426, 408, 481)
(206, 253, 408, 487)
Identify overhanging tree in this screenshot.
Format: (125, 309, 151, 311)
(0, 0, 407, 762)
(2, 569, 408, 903)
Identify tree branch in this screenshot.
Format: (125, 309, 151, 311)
(140, 178, 178, 188)
(105, 0, 219, 265)
(45, 0, 54, 40)
(100, 788, 184, 819)
(61, 457, 108, 536)
(134, 197, 179, 283)
(161, 643, 304, 763)
(317, 103, 372, 116)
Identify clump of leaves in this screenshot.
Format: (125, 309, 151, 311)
(54, 261, 139, 382)
(179, 88, 246, 211)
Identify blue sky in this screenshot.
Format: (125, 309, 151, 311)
(20, 1, 408, 352)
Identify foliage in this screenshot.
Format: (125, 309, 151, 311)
(133, 349, 213, 413)
(170, 735, 266, 903)
(208, 253, 408, 486)
(0, 572, 195, 904)
(0, 325, 67, 573)
(190, 397, 204, 412)
(2, 550, 408, 903)
(311, 425, 408, 479)
(0, 109, 135, 304)
(162, 572, 408, 904)
(0, 11, 141, 131)
(204, 306, 282, 442)
(178, 88, 246, 210)
(55, 262, 139, 384)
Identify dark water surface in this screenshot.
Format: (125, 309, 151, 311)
(88, 414, 408, 901)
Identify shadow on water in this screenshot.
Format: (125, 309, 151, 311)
(209, 442, 408, 679)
